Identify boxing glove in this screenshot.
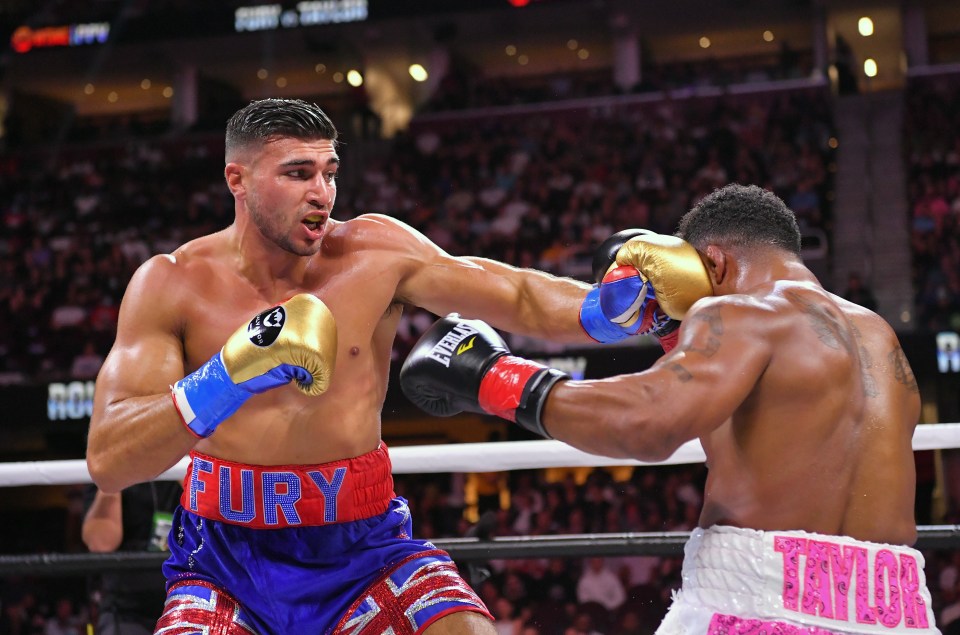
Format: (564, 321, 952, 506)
(399, 315, 568, 438)
(600, 231, 712, 352)
(579, 229, 650, 343)
(171, 294, 337, 438)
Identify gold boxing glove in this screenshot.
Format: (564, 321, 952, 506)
(613, 230, 712, 320)
(172, 294, 337, 437)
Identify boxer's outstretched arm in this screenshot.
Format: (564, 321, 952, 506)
(399, 299, 769, 453)
(542, 297, 771, 461)
(384, 216, 593, 343)
(87, 255, 197, 493)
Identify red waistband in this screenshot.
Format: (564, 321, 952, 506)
(181, 444, 395, 529)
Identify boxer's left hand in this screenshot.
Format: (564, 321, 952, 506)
(608, 230, 712, 320)
(399, 315, 568, 438)
(594, 229, 712, 351)
(579, 229, 653, 343)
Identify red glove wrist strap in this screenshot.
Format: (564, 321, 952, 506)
(659, 330, 680, 353)
(478, 356, 545, 422)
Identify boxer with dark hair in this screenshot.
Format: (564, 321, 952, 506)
(403, 184, 937, 634)
(86, 98, 625, 635)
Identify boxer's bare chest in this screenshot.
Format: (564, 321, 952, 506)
(178, 254, 402, 375)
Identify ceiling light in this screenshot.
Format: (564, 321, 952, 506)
(763, 30, 774, 42)
(699, 37, 711, 49)
(864, 58, 877, 77)
(84, 84, 95, 95)
(162, 87, 174, 98)
(567, 39, 578, 50)
(276, 77, 287, 88)
(107, 91, 118, 103)
(257, 68, 268, 80)
(140, 79, 151, 90)
(315, 63, 326, 74)
(517, 54, 529, 66)
(577, 48, 589, 60)
(409, 64, 428, 82)
(333, 72, 344, 83)
(347, 70, 363, 86)
(505, 45, 517, 56)
(858, 17, 874, 37)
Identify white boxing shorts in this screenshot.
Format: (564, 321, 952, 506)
(656, 525, 940, 635)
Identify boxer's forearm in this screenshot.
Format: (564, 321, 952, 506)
(541, 377, 686, 462)
(82, 491, 124, 552)
(87, 394, 197, 493)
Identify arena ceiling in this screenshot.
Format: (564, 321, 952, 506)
(1, 0, 958, 117)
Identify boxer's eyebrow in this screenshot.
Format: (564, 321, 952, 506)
(280, 157, 339, 167)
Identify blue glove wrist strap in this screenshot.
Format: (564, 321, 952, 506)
(172, 352, 250, 438)
(579, 287, 630, 344)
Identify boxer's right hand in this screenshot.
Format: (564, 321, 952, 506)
(400, 315, 568, 439)
(171, 294, 337, 438)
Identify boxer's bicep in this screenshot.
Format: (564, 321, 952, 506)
(386, 219, 502, 313)
(649, 301, 771, 439)
(400, 249, 588, 341)
(93, 256, 186, 413)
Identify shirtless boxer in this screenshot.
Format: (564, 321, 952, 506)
(402, 184, 938, 634)
(84, 99, 629, 635)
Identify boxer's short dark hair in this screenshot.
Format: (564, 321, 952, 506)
(677, 183, 802, 256)
(225, 99, 338, 158)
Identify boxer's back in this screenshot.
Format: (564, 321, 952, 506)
(699, 281, 921, 545)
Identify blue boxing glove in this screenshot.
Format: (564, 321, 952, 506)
(171, 294, 337, 438)
(600, 231, 713, 352)
(579, 229, 650, 343)
(598, 266, 667, 335)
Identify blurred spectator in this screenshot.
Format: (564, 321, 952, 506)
(82, 482, 182, 635)
(70, 342, 104, 380)
(834, 35, 859, 95)
(905, 74, 960, 332)
(563, 611, 603, 635)
(493, 598, 526, 635)
(576, 558, 626, 612)
(43, 598, 83, 635)
(842, 271, 878, 311)
(942, 580, 960, 633)
(0, 588, 45, 635)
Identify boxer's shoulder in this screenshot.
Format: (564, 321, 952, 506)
(140, 232, 226, 278)
(125, 234, 230, 316)
(325, 213, 440, 259)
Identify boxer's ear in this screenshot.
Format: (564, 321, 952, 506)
(703, 245, 727, 286)
(225, 163, 245, 198)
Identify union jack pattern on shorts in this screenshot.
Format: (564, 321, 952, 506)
(154, 580, 258, 635)
(333, 550, 491, 635)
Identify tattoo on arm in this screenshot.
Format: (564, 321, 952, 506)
(849, 323, 879, 398)
(889, 347, 919, 393)
(679, 306, 722, 358)
(664, 362, 693, 382)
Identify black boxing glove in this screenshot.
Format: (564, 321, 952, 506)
(591, 228, 649, 285)
(399, 315, 568, 438)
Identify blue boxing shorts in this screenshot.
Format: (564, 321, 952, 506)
(155, 444, 491, 635)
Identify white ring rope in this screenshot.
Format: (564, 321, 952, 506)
(2, 423, 959, 488)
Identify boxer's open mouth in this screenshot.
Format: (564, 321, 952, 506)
(302, 214, 325, 231)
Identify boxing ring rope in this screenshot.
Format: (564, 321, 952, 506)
(6, 528, 960, 577)
(1, 423, 960, 576)
(4, 423, 960, 487)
